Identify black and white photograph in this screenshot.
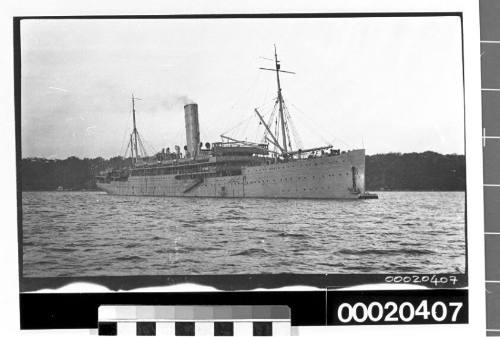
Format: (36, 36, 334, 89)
(19, 15, 466, 283)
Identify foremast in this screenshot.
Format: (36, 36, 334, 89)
(132, 94, 139, 163)
(126, 94, 148, 166)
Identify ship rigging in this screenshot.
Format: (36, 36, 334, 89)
(123, 94, 149, 165)
(221, 45, 334, 160)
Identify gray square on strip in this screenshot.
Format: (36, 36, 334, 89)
(232, 306, 252, 320)
(193, 306, 213, 320)
(485, 186, 500, 232)
(270, 306, 290, 319)
(484, 138, 500, 184)
(486, 283, 500, 330)
(136, 306, 155, 320)
(483, 91, 500, 136)
(213, 306, 232, 320)
(485, 235, 500, 280)
(481, 43, 500, 89)
(174, 306, 195, 320)
(155, 306, 175, 320)
(252, 306, 272, 319)
(113, 306, 137, 320)
(480, 0, 500, 41)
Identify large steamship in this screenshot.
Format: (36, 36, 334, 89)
(96, 48, 377, 199)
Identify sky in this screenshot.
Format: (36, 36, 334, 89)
(20, 16, 465, 159)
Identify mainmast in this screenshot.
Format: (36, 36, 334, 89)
(274, 46, 287, 154)
(259, 45, 295, 156)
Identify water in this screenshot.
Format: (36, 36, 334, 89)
(22, 191, 465, 277)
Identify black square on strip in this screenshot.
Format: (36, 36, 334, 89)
(253, 322, 272, 336)
(214, 321, 234, 336)
(137, 321, 156, 336)
(98, 322, 117, 336)
(175, 322, 195, 336)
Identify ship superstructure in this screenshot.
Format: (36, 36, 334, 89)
(96, 47, 377, 199)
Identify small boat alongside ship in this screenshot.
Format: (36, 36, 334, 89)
(96, 47, 378, 200)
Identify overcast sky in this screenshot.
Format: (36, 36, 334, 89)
(21, 16, 464, 159)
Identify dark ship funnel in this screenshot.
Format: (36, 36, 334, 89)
(184, 103, 200, 159)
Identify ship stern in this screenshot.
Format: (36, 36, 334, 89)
(348, 149, 378, 199)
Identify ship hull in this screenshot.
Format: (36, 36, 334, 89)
(97, 149, 366, 199)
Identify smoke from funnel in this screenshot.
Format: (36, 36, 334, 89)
(158, 94, 195, 111)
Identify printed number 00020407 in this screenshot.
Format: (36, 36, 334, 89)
(337, 300, 463, 324)
(385, 275, 459, 286)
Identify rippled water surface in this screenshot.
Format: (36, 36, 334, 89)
(22, 191, 465, 277)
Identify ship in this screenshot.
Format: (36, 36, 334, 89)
(96, 47, 378, 200)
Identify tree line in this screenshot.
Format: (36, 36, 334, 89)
(365, 152, 465, 191)
(20, 151, 465, 191)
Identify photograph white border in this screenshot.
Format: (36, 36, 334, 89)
(0, 0, 484, 336)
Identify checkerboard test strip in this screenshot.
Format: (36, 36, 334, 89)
(97, 305, 291, 336)
(480, 1, 500, 336)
